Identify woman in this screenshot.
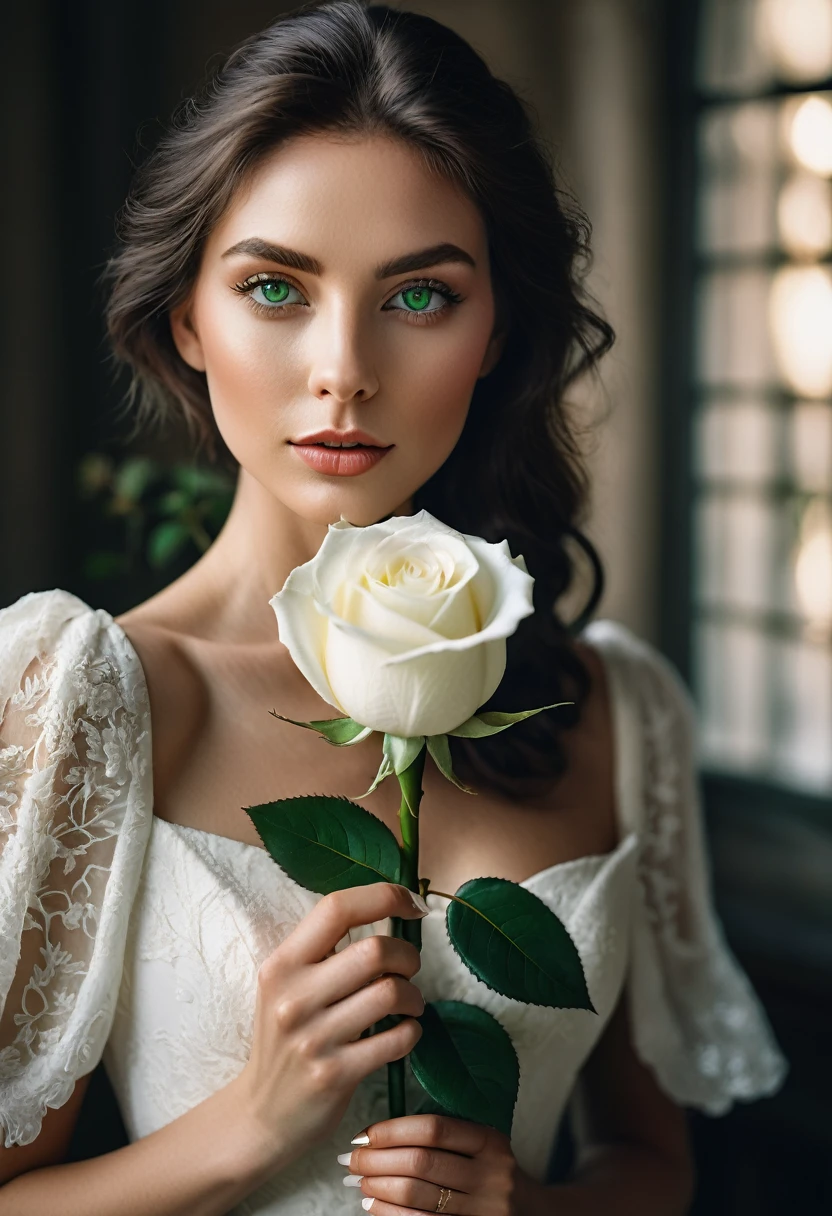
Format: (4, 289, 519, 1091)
(0, 1, 787, 1212)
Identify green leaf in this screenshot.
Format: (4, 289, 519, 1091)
(409, 1001, 519, 1137)
(270, 711, 374, 746)
(173, 465, 234, 497)
(83, 551, 129, 580)
(114, 456, 158, 503)
(425, 734, 477, 795)
(147, 520, 190, 568)
(157, 489, 190, 516)
(446, 877, 595, 1011)
(447, 702, 572, 738)
(244, 795, 401, 894)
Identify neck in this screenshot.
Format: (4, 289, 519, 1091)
(169, 467, 414, 644)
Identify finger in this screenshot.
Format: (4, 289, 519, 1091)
(352, 1197, 418, 1216)
(346, 1146, 476, 1193)
(321, 974, 425, 1044)
(359, 1178, 469, 1215)
(342, 1015, 423, 1079)
(355, 1114, 493, 1158)
(284, 883, 429, 963)
(314, 933, 422, 1005)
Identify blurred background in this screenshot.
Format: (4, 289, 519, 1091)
(2, 0, 831, 1210)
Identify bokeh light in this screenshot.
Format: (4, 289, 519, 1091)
(756, 0, 832, 84)
(787, 94, 832, 175)
(769, 265, 832, 397)
(778, 172, 832, 255)
(794, 498, 832, 628)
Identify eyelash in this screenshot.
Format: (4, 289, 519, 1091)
(230, 272, 465, 324)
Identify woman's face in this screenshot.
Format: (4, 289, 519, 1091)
(170, 132, 503, 526)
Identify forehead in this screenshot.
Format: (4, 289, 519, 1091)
(206, 131, 488, 265)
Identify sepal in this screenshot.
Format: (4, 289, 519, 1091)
(426, 734, 477, 795)
(351, 733, 426, 804)
(447, 701, 571, 738)
(270, 710, 374, 746)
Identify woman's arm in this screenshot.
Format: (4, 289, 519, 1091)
(0, 1073, 274, 1216)
(0, 882, 429, 1216)
(546, 981, 696, 1215)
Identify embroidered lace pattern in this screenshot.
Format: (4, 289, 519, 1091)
(592, 625, 789, 1114)
(0, 591, 787, 1163)
(0, 591, 153, 1148)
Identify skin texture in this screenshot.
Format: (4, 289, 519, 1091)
(0, 132, 694, 1213)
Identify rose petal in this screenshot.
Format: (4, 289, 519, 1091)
(378, 533, 534, 666)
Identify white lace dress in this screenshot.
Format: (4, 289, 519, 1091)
(0, 590, 788, 1211)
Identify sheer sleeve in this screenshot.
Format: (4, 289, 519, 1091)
(0, 589, 153, 1147)
(615, 628, 789, 1115)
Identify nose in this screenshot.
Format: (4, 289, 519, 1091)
(306, 298, 379, 406)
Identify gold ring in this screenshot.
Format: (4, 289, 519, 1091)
(435, 1187, 452, 1213)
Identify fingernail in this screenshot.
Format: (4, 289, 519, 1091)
(337, 1152, 353, 1166)
(407, 890, 430, 916)
(343, 1174, 364, 1187)
(350, 1131, 371, 1145)
(362, 1200, 375, 1212)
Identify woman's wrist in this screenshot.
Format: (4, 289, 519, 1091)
(217, 1072, 290, 1191)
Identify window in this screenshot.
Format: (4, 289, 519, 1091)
(691, 0, 832, 797)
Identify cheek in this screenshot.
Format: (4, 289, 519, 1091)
(196, 296, 303, 427)
(400, 317, 491, 450)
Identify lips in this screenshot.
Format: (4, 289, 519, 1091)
(290, 427, 390, 447)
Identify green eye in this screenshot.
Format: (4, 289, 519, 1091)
(401, 285, 432, 311)
(260, 280, 291, 304)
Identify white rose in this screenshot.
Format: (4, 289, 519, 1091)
(270, 508, 535, 738)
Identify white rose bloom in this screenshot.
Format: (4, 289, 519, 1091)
(270, 509, 535, 738)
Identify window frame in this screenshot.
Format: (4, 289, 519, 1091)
(660, 0, 832, 842)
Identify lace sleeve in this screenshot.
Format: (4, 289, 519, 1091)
(622, 632, 789, 1115)
(0, 589, 153, 1147)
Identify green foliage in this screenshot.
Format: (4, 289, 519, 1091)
(446, 877, 595, 1012)
(244, 795, 402, 893)
(410, 1001, 519, 1137)
(77, 452, 235, 579)
(147, 520, 191, 568)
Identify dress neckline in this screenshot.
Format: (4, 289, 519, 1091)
(151, 811, 639, 892)
(98, 602, 643, 884)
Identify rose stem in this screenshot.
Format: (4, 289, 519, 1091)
(387, 744, 427, 1119)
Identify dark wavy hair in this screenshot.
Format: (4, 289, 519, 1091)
(103, 0, 614, 801)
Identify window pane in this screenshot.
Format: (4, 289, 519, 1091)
(695, 400, 783, 484)
(697, 268, 776, 385)
(696, 492, 780, 611)
(695, 618, 772, 766)
(698, 0, 772, 93)
(789, 496, 832, 627)
(773, 635, 832, 790)
(789, 402, 832, 491)
(698, 103, 779, 254)
(699, 0, 832, 93)
(758, 0, 832, 85)
(769, 264, 832, 398)
(778, 172, 832, 258)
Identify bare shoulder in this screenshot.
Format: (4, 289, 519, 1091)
(565, 636, 616, 787)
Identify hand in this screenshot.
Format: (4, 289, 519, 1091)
(338, 1114, 544, 1215)
(231, 883, 428, 1176)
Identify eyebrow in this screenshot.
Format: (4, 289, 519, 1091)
(220, 237, 476, 278)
